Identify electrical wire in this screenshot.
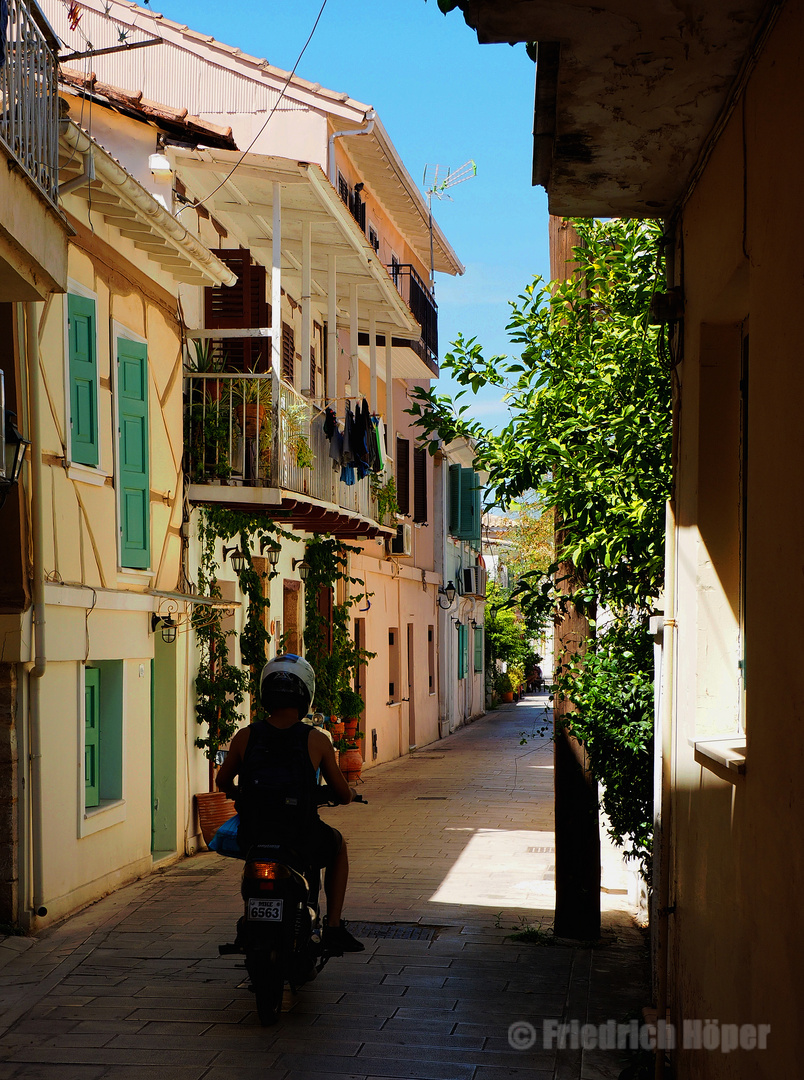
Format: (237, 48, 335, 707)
(176, 0, 330, 216)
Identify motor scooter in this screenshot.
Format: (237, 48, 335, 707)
(219, 788, 365, 1025)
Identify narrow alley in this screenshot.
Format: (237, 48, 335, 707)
(0, 699, 647, 1080)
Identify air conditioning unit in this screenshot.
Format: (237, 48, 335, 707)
(462, 566, 488, 598)
(389, 522, 412, 557)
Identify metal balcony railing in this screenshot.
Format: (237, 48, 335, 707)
(388, 263, 438, 367)
(0, 0, 59, 206)
(185, 372, 392, 528)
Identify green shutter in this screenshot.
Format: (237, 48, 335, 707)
(117, 337, 150, 569)
(458, 624, 467, 680)
(85, 667, 100, 808)
(68, 294, 99, 467)
(471, 473, 482, 550)
(448, 463, 461, 534)
(459, 468, 475, 539)
(473, 626, 483, 673)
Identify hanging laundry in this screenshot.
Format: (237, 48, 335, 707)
(323, 406, 337, 439)
(342, 403, 355, 464)
(340, 463, 356, 486)
(370, 415, 385, 473)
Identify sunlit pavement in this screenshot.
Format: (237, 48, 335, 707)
(0, 698, 648, 1080)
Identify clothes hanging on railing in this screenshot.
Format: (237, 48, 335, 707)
(321, 399, 386, 486)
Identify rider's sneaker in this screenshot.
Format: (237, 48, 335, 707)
(323, 917, 365, 955)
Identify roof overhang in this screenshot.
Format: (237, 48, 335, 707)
(454, 0, 776, 217)
(168, 147, 423, 344)
(333, 114, 465, 277)
(59, 121, 237, 287)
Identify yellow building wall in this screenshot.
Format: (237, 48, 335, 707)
(670, 4, 804, 1075)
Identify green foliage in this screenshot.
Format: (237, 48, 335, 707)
(405, 218, 669, 867)
(369, 473, 399, 523)
(193, 508, 295, 771)
(302, 537, 376, 716)
(554, 622, 655, 874)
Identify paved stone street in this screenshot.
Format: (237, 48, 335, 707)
(0, 698, 648, 1080)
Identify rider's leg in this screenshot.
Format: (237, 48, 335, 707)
(323, 839, 349, 925)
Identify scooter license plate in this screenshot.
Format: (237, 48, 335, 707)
(247, 898, 284, 922)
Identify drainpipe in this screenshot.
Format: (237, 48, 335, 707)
(328, 110, 376, 186)
(655, 498, 677, 1079)
(25, 302, 47, 919)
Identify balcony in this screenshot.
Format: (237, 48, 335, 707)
(1, 0, 59, 207)
(185, 372, 394, 537)
(389, 263, 438, 372)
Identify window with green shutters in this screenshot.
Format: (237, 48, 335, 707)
(116, 336, 150, 569)
(448, 464, 482, 548)
(84, 667, 101, 809)
(457, 623, 468, 680)
(473, 625, 484, 673)
(68, 293, 99, 467)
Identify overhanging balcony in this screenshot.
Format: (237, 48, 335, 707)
(0, 0, 67, 298)
(185, 372, 395, 538)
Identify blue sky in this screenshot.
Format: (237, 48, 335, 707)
(147, 0, 551, 427)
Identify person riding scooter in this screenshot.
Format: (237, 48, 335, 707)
(215, 653, 364, 955)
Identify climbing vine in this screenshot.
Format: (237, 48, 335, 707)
(193, 507, 295, 777)
(302, 536, 376, 717)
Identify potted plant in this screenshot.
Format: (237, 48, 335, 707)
(495, 670, 515, 703)
(339, 688, 364, 742)
(236, 368, 272, 438)
(281, 398, 314, 469)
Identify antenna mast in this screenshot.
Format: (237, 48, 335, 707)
(423, 160, 476, 294)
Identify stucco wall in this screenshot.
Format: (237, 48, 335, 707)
(670, 4, 804, 1074)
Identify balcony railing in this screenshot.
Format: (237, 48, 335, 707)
(389, 263, 438, 367)
(0, 0, 59, 206)
(185, 372, 392, 528)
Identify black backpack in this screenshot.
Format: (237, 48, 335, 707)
(235, 721, 317, 847)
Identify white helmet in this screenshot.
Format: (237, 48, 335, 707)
(260, 653, 315, 716)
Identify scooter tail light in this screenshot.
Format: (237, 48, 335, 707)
(244, 861, 293, 881)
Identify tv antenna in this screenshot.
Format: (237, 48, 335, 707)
(423, 160, 476, 294)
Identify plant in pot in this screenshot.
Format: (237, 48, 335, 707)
(236, 367, 272, 438)
(339, 687, 364, 743)
(495, 670, 515, 703)
(281, 398, 314, 469)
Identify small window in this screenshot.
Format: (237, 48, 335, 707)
(368, 224, 380, 252)
(391, 253, 400, 289)
(84, 661, 124, 813)
(428, 625, 435, 693)
(68, 293, 99, 467)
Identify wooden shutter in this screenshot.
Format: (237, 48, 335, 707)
(471, 473, 482, 550)
(68, 294, 99, 467)
(338, 173, 349, 206)
(448, 463, 461, 534)
(204, 249, 268, 371)
(316, 586, 333, 652)
(282, 322, 295, 385)
(459, 468, 475, 539)
(85, 667, 101, 808)
(413, 446, 428, 523)
(396, 437, 410, 515)
(457, 624, 467, 680)
(117, 338, 150, 569)
(473, 626, 484, 673)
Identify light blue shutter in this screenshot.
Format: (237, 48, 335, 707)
(85, 667, 100, 808)
(117, 338, 150, 569)
(68, 294, 99, 466)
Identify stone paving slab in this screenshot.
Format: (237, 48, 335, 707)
(0, 697, 648, 1080)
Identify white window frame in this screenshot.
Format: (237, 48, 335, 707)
(78, 660, 128, 838)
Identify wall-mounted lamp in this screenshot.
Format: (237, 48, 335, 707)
(0, 409, 30, 510)
(451, 617, 462, 628)
(292, 558, 311, 581)
(471, 619, 482, 631)
(260, 538, 282, 566)
(437, 581, 457, 609)
(223, 546, 247, 574)
(354, 181, 365, 194)
(151, 613, 178, 644)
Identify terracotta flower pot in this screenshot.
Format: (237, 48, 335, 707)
(328, 721, 345, 739)
(195, 790, 237, 845)
(235, 402, 266, 438)
(343, 719, 359, 740)
(501, 691, 515, 703)
(339, 747, 363, 778)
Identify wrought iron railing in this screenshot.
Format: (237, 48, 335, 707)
(0, 0, 59, 206)
(185, 372, 391, 527)
(388, 262, 438, 367)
